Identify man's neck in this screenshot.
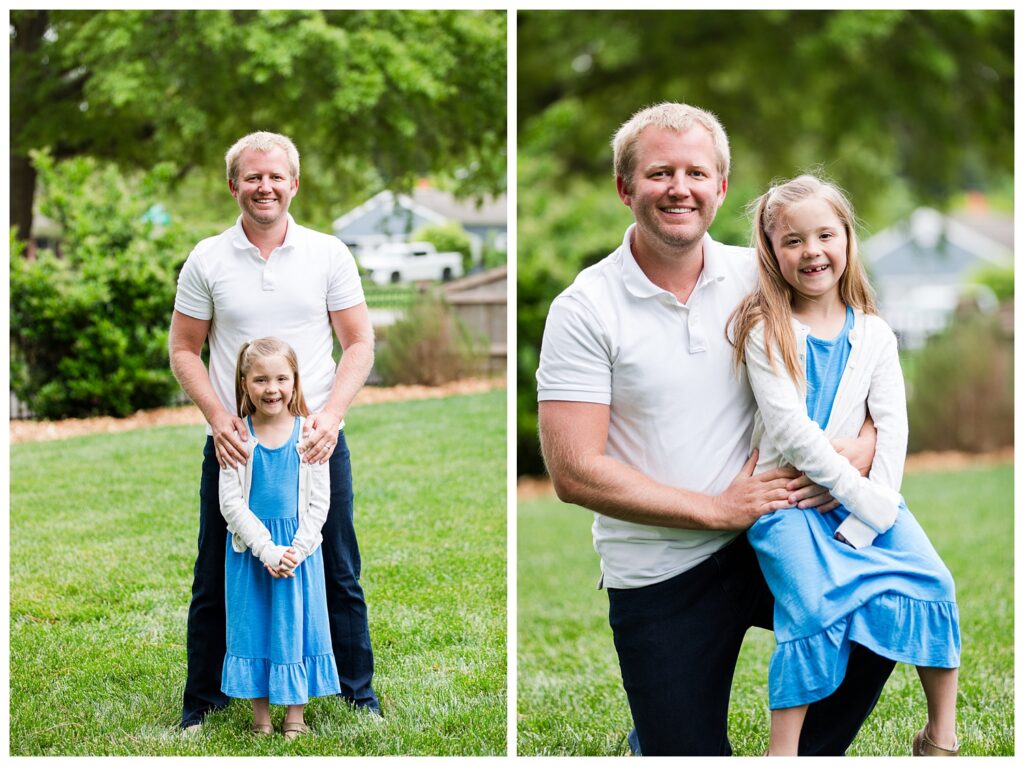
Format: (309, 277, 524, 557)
(241, 217, 289, 260)
(630, 228, 706, 304)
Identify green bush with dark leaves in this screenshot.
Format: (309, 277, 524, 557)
(10, 152, 194, 418)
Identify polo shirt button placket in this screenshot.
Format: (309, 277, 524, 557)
(688, 305, 707, 353)
(262, 250, 277, 291)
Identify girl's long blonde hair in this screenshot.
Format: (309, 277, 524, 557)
(729, 174, 877, 382)
(234, 337, 309, 418)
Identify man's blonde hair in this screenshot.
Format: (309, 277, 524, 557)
(225, 131, 300, 184)
(612, 102, 730, 192)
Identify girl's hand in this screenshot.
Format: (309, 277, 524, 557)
(278, 548, 300, 571)
(264, 549, 299, 579)
(264, 563, 290, 578)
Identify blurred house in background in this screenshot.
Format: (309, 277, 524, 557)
(864, 199, 1012, 349)
(332, 182, 507, 263)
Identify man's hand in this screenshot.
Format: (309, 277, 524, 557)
(709, 450, 799, 530)
(300, 410, 343, 464)
(211, 411, 249, 468)
(786, 473, 840, 513)
(833, 435, 873, 477)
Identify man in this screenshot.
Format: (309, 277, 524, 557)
(170, 131, 380, 730)
(536, 103, 894, 755)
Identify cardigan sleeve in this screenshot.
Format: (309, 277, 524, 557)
(835, 324, 908, 546)
(219, 462, 289, 568)
(288, 461, 330, 568)
(744, 323, 901, 546)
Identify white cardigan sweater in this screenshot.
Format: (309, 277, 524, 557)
(219, 416, 331, 569)
(745, 310, 907, 548)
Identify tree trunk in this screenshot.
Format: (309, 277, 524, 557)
(10, 10, 49, 246)
(10, 153, 36, 244)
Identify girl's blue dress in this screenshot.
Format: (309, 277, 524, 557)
(747, 308, 960, 709)
(221, 416, 341, 705)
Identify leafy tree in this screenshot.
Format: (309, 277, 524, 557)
(412, 220, 474, 273)
(971, 265, 1014, 302)
(517, 9, 1012, 474)
(11, 9, 507, 240)
(10, 152, 196, 418)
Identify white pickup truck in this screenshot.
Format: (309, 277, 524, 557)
(357, 241, 464, 285)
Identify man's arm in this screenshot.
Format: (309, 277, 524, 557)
(539, 400, 796, 531)
(168, 309, 248, 467)
(301, 302, 375, 464)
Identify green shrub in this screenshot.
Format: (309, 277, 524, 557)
(904, 307, 1013, 452)
(412, 220, 474, 274)
(10, 151, 193, 419)
(374, 294, 486, 386)
(971, 264, 1014, 302)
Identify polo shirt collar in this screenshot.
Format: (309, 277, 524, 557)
(230, 213, 299, 252)
(618, 225, 725, 299)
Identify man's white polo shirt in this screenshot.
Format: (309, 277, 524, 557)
(174, 214, 364, 427)
(537, 225, 758, 589)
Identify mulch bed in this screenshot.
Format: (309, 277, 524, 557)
(10, 378, 505, 444)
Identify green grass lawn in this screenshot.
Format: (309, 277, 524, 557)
(517, 463, 1014, 756)
(11, 390, 506, 756)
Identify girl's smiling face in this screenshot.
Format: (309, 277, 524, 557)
(769, 196, 849, 307)
(242, 354, 295, 420)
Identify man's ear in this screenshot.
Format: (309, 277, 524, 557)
(615, 175, 632, 207)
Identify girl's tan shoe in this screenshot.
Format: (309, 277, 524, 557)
(913, 726, 959, 756)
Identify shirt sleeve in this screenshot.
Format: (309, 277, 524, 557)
(326, 238, 365, 312)
(173, 249, 214, 320)
(536, 293, 613, 404)
(744, 322, 901, 545)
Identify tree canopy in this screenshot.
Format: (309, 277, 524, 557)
(11, 9, 507, 239)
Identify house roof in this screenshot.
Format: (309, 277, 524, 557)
(409, 186, 506, 226)
(332, 191, 447, 235)
(332, 187, 507, 235)
(863, 207, 1012, 279)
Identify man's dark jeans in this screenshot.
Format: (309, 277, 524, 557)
(181, 432, 378, 728)
(608, 534, 895, 756)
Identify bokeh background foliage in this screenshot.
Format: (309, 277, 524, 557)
(516, 9, 1013, 475)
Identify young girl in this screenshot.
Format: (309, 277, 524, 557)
(730, 176, 961, 757)
(219, 337, 340, 739)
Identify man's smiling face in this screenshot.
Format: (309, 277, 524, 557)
(229, 146, 298, 230)
(617, 125, 727, 256)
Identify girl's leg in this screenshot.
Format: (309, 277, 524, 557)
(917, 667, 959, 749)
(284, 703, 306, 726)
(251, 698, 272, 733)
(283, 703, 309, 740)
(769, 705, 809, 756)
